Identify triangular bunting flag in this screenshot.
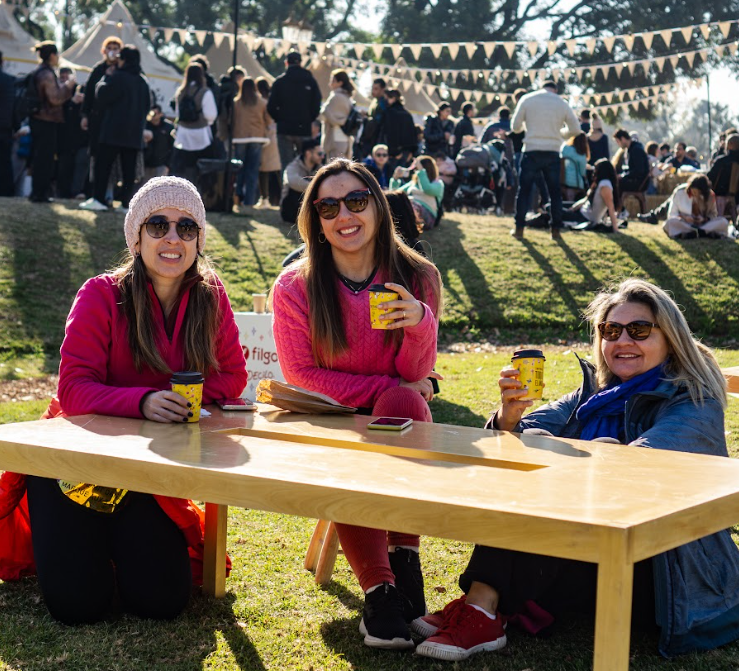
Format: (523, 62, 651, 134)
(428, 43, 442, 59)
(353, 43, 364, 59)
(602, 36, 616, 53)
(527, 41, 538, 56)
(614, 63, 625, 77)
(409, 44, 422, 60)
(315, 42, 327, 57)
(390, 44, 402, 59)
(414, 81, 422, 94)
(627, 61, 637, 75)
(515, 69, 525, 81)
(333, 43, 344, 56)
(719, 21, 732, 38)
(178, 29, 188, 44)
(148, 27, 157, 41)
(605, 92, 614, 103)
(464, 43, 477, 59)
(659, 29, 672, 47)
(668, 55, 679, 69)
(193, 30, 206, 46)
(425, 84, 436, 96)
(484, 92, 495, 104)
(262, 37, 275, 52)
(641, 32, 654, 49)
(654, 56, 666, 72)
(527, 69, 537, 81)
(714, 44, 726, 57)
(700, 24, 711, 40)
(164, 28, 175, 43)
(565, 39, 576, 56)
(684, 51, 696, 68)
(370, 44, 383, 60)
(623, 34, 635, 51)
(499, 93, 509, 105)
(680, 26, 693, 44)
(730, 43, 739, 55)
(586, 38, 597, 54)
(503, 42, 516, 59)
(447, 43, 460, 60)
(482, 42, 495, 58)
(244, 34, 255, 50)
(547, 41, 558, 55)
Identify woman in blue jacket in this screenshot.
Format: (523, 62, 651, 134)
(414, 278, 739, 662)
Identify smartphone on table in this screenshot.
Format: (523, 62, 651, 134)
(216, 398, 256, 411)
(367, 417, 413, 431)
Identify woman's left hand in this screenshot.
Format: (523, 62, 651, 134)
(379, 282, 425, 329)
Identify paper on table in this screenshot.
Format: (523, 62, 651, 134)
(256, 379, 357, 414)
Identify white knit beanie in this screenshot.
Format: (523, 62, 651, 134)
(124, 176, 207, 255)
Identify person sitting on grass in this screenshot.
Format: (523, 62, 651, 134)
(563, 158, 621, 233)
(363, 143, 392, 189)
(662, 173, 729, 240)
(414, 278, 739, 662)
(271, 159, 443, 651)
(0, 177, 247, 625)
(390, 155, 445, 231)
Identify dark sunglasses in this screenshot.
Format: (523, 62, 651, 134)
(375, 153, 388, 158)
(142, 216, 200, 242)
(598, 321, 660, 341)
(313, 189, 372, 220)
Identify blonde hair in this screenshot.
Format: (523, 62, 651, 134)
(583, 279, 727, 408)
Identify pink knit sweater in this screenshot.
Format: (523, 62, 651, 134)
(272, 266, 438, 408)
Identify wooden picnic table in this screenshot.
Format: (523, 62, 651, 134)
(1, 406, 739, 671)
(724, 365, 739, 394)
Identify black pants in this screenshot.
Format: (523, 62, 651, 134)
(26, 476, 191, 625)
(459, 545, 656, 630)
(259, 170, 281, 205)
(619, 176, 646, 193)
(0, 130, 13, 197)
(170, 145, 215, 185)
(94, 144, 138, 207)
(29, 118, 58, 200)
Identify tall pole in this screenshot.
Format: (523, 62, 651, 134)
(706, 74, 712, 162)
(224, 0, 240, 213)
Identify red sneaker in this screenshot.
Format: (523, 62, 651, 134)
(411, 595, 466, 638)
(416, 603, 506, 661)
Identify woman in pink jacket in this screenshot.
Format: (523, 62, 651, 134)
(14, 177, 246, 625)
(271, 159, 443, 651)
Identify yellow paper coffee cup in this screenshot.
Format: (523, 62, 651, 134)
(170, 371, 204, 422)
(368, 283, 399, 330)
(511, 349, 545, 400)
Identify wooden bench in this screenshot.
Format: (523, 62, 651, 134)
(2, 406, 739, 671)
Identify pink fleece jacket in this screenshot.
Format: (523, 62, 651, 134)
(272, 266, 438, 408)
(57, 274, 247, 416)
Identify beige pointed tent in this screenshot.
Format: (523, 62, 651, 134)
(0, 2, 42, 76)
(388, 59, 437, 121)
(61, 0, 181, 105)
(203, 23, 273, 82)
(307, 56, 371, 110)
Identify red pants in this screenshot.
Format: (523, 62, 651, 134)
(334, 386, 432, 591)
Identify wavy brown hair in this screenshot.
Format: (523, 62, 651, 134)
(284, 159, 443, 366)
(112, 253, 221, 375)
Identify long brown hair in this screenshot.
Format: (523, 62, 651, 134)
(176, 62, 205, 99)
(286, 159, 442, 366)
(112, 254, 221, 375)
(331, 69, 354, 94)
(236, 77, 258, 106)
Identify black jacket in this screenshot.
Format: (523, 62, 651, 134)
(0, 70, 14, 132)
(423, 114, 454, 155)
(267, 65, 321, 136)
(144, 118, 175, 167)
(95, 66, 151, 149)
(707, 150, 739, 196)
(622, 140, 649, 183)
(452, 115, 475, 158)
(381, 102, 417, 157)
(59, 96, 88, 154)
(82, 60, 109, 147)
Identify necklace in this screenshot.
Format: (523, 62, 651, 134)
(336, 265, 378, 294)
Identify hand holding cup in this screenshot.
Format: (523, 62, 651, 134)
(496, 367, 535, 431)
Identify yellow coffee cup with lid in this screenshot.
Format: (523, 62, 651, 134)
(170, 371, 204, 422)
(511, 349, 545, 400)
(368, 283, 399, 330)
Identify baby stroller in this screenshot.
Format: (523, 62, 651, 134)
(452, 141, 511, 214)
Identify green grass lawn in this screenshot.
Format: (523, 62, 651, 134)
(1, 199, 739, 669)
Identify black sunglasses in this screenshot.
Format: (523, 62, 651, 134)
(313, 189, 372, 220)
(598, 321, 660, 341)
(142, 216, 200, 242)
(375, 153, 388, 158)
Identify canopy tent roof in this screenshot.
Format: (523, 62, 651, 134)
(0, 2, 49, 76)
(61, 0, 181, 105)
(307, 57, 371, 110)
(203, 24, 274, 83)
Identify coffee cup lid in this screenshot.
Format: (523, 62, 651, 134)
(511, 349, 545, 360)
(170, 371, 204, 385)
(368, 283, 392, 292)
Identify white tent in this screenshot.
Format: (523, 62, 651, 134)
(204, 24, 273, 83)
(61, 0, 181, 105)
(0, 2, 42, 76)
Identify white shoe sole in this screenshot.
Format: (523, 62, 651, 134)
(416, 634, 506, 661)
(359, 618, 415, 650)
(410, 616, 439, 638)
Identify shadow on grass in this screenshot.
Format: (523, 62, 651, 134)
(0, 581, 266, 669)
(321, 579, 364, 614)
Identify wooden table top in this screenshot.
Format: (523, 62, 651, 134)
(724, 366, 739, 394)
(1, 406, 738, 564)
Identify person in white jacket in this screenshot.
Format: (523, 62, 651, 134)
(510, 82, 580, 240)
(663, 174, 729, 239)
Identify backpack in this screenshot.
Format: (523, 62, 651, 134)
(178, 90, 201, 123)
(341, 105, 361, 136)
(12, 71, 41, 130)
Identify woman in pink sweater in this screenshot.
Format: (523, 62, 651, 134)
(8, 177, 246, 625)
(271, 159, 443, 651)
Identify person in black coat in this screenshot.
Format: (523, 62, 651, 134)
(381, 90, 417, 166)
(57, 67, 89, 198)
(143, 104, 175, 181)
(267, 52, 322, 177)
(81, 45, 150, 211)
(452, 103, 476, 158)
(0, 51, 15, 197)
(707, 134, 739, 196)
(423, 103, 454, 155)
(613, 129, 649, 193)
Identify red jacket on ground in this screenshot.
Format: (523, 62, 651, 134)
(0, 273, 247, 582)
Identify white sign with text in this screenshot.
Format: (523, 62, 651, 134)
(233, 312, 285, 401)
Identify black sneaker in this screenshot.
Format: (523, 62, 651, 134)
(637, 211, 658, 225)
(358, 582, 414, 650)
(389, 548, 427, 624)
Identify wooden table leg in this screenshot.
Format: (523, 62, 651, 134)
(203, 503, 228, 598)
(593, 532, 634, 671)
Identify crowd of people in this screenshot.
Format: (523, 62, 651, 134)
(2, 43, 737, 242)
